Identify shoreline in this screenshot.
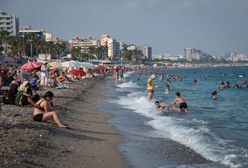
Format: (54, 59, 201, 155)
(0, 78, 129, 168)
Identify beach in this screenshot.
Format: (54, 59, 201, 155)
(0, 78, 128, 168)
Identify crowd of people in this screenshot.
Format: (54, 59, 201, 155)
(143, 69, 247, 113)
(0, 61, 110, 128)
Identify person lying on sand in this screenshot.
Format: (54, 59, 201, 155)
(33, 91, 68, 128)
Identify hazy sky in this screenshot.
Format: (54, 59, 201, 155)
(1, 0, 248, 55)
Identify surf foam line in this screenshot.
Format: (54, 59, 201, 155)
(112, 90, 246, 168)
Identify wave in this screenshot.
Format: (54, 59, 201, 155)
(116, 81, 140, 89)
(114, 80, 247, 168)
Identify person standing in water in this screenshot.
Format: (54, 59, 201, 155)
(165, 92, 188, 112)
(114, 67, 119, 84)
(147, 74, 156, 101)
(119, 69, 124, 81)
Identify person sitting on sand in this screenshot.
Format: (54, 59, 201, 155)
(164, 92, 188, 112)
(33, 91, 68, 128)
(15, 81, 38, 106)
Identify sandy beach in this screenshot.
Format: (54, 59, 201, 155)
(0, 78, 128, 168)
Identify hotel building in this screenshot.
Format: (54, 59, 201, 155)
(0, 11, 19, 36)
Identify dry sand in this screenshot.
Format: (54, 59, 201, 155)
(0, 78, 129, 168)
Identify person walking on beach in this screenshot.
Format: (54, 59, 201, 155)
(40, 63, 49, 88)
(33, 91, 68, 128)
(147, 74, 156, 101)
(165, 92, 188, 112)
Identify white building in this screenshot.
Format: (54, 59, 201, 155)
(100, 34, 119, 59)
(44, 32, 60, 43)
(68, 36, 99, 54)
(136, 45, 152, 60)
(226, 54, 248, 62)
(0, 11, 19, 36)
(19, 25, 45, 39)
(184, 48, 214, 61)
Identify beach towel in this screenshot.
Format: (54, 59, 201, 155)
(56, 85, 69, 89)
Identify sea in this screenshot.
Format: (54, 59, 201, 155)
(98, 66, 248, 168)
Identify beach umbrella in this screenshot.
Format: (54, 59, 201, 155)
(20, 61, 43, 71)
(79, 62, 95, 69)
(69, 69, 86, 76)
(48, 62, 61, 69)
(61, 60, 80, 69)
(96, 65, 106, 70)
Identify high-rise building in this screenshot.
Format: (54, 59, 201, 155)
(137, 45, 152, 61)
(184, 48, 214, 61)
(0, 11, 19, 36)
(100, 34, 119, 59)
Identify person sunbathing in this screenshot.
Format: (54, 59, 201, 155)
(56, 72, 70, 85)
(33, 91, 68, 128)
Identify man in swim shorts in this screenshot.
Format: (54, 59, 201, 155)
(164, 92, 188, 112)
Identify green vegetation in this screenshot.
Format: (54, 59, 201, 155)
(0, 30, 66, 58)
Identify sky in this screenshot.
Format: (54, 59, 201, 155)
(1, 0, 248, 55)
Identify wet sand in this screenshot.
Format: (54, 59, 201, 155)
(0, 79, 128, 168)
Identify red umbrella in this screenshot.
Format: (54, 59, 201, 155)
(69, 69, 86, 76)
(20, 62, 43, 71)
(96, 65, 106, 70)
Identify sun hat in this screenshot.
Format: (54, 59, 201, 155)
(150, 74, 156, 79)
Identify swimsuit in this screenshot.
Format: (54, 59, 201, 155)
(33, 99, 46, 122)
(147, 79, 155, 94)
(33, 113, 43, 122)
(148, 90, 154, 94)
(179, 102, 188, 110)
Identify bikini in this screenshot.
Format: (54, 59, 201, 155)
(33, 99, 46, 122)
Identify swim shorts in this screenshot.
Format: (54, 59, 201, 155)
(179, 103, 188, 109)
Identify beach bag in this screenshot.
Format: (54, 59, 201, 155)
(15, 90, 24, 106)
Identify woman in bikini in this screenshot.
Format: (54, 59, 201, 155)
(33, 91, 68, 128)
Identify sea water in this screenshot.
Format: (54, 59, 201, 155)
(100, 66, 248, 168)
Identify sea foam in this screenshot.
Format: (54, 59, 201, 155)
(113, 78, 248, 168)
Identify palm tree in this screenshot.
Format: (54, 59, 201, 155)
(8, 35, 22, 57)
(70, 47, 81, 60)
(0, 30, 10, 55)
(88, 46, 97, 60)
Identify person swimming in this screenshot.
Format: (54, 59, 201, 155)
(219, 82, 225, 89)
(165, 84, 170, 94)
(155, 101, 168, 110)
(192, 79, 197, 85)
(211, 91, 218, 100)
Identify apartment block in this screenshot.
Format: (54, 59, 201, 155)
(0, 11, 19, 36)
